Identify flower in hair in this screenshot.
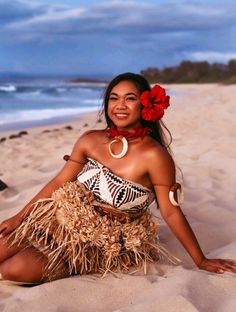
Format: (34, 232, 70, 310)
(140, 85, 170, 121)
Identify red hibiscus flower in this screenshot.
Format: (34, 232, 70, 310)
(140, 85, 170, 121)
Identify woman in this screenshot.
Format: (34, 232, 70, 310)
(0, 72, 235, 284)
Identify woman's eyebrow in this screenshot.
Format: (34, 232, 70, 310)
(110, 92, 138, 96)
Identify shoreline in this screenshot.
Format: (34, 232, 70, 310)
(0, 110, 103, 137)
(0, 114, 79, 133)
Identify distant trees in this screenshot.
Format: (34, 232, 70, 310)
(140, 59, 236, 84)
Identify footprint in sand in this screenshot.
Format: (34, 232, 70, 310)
(37, 164, 60, 173)
(209, 274, 236, 293)
(208, 168, 226, 178)
(190, 155, 200, 161)
(0, 187, 20, 202)
(15, 179, 40, 189)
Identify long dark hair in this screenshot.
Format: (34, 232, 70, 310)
(102, 72, 173, 151)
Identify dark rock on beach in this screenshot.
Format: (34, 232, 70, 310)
(9, 134, 21, 139)
(8, 131, 29, 140)
(18, 131, 28, 136)
(0, 137, 7, 143)
(0, 180, 8, 191)
(42, 129, 51, 133)
(64, 126, 73, 130)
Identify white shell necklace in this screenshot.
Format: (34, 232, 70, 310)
(108, 135, 129, 159)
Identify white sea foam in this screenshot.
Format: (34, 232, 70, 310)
(0, 84, 17, 92)
(83, 99, 102, 105)
(57, 87, 67, 92)
(0, 107, 98, 125)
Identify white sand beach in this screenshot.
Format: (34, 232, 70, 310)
(0, 84, 236, 312)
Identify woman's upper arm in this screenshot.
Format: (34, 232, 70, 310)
(54, 133, 89, 184)
(147, 148, 179, 218)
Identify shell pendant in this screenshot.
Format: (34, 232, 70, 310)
(108, 136, 128, 159)
(169, 183, 184, 206)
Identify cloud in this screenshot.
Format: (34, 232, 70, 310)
(0, 0, 47, 25)
(7, 7, 86, 29)
(2, 0, 236, 41)
(187, 51, 236, 63)
(1, 0, 236, 74)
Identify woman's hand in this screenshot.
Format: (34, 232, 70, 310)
(198, 258, 236, 274)
(0, 215, 23, 238)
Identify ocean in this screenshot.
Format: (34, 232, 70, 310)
(0, 77, 106, 131)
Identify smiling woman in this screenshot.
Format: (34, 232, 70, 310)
(0, 72, 235, 284)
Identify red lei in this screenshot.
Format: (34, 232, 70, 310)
(107, 126, 152, 140)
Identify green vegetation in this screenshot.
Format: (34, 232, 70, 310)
(140, 59, 236, 84)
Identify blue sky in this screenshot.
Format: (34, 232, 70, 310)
(0, 0, 236, 77)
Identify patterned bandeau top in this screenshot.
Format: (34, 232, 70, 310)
(77, 158, 155, 214)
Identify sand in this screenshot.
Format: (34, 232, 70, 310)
(0, 84, 236, 312)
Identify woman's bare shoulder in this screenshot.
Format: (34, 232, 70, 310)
(67, 129, 106, 163)
(77, 129, 105, 142)
(74, 129, 106, 150)
(144, 140, 176, 185)
(144, 138, 172, 163)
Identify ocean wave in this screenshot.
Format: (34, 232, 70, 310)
(0, 84, 103, 99)
(68, 82, 107, 88)
(57, 87, 67, 93)
(82, 99, 102, 105)
(0, 79, 104, 130)
(0, 107, 98, 125)
(0, 84, 17, 92)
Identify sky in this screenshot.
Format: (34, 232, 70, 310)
(0, 0, 236, 77)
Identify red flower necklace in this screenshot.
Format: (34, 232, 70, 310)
(107, 126, 151, 159)
(107, 126, 151, 140)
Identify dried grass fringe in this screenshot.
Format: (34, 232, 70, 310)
(9, 181, 179, 281)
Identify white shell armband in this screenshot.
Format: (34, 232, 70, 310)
(108, 136, 128, 159)
(169, 183, 184, 206)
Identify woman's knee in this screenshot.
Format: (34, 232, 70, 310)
(1, 250, 46, 283)
(0, 236, 13, 262)
(0, 235, 23, 262)
(1, 256, 28, 281)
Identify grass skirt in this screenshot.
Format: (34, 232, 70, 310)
(9, 181, 175, 282)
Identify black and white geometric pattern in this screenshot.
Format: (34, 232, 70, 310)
(77, 158, 154, 213)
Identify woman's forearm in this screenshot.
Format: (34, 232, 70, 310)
(163, 209, 206, 266)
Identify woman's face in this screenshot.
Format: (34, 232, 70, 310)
(107, 80, 142, 130)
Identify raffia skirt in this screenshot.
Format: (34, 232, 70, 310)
(9, 181, 173, 282)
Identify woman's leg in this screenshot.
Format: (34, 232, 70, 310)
(0, 234, 26, 263)
(0, 246, 48, 283)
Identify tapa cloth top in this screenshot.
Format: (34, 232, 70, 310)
(77, 158, 155, 214)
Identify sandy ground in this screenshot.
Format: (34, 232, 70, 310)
(0, 84, 236, 312)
